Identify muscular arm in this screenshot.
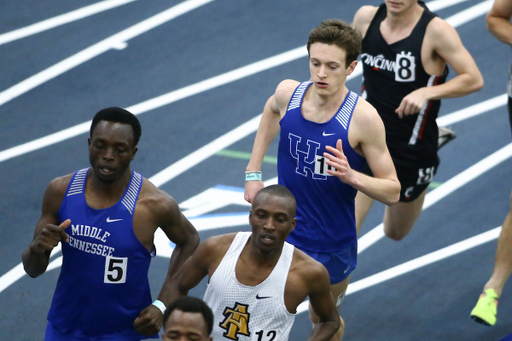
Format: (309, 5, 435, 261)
(486, 0, 512, 45)
(155, 203, 200, 304)
(166, 236, 224, 301)
(21, 176, 70, 278)
(134, 184, 200, 335)
(244, 80, 298, 203)
(397, 18, 484, 116)
(305, 263, 340, 341)
(324, 103, 400, 205)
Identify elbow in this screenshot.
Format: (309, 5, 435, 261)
(385, 183, 401, 206)
(182, 223, 200, 251)
(189, 229, 200, 250)
(472, 75, 484, 93)
(385, 194, 400, 206)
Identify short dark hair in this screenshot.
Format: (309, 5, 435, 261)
(90, 107, 142, 146)
(253, 184, 297, 217)
(307, 19, 362, 67)
(163, 297, 214, 335)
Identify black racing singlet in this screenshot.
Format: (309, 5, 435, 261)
(361, 2, 448, 167)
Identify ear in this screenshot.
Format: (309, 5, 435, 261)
(131, 146, 138, 161)
(346, 60, 358, 76)
(289, 217, 297, 233)
(88, 137, 91, 147)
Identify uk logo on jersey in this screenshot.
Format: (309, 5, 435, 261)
(219, 303, 251, 340)
(288, 133, 335, 179)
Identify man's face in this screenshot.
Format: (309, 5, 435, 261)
(249, 193, 296, 252)
(162, 310, 212, 341)
(309, 42, 355, 96)
(88, 120, 137, 183)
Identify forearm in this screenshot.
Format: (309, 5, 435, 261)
(246, 105, 281, 172)
(425, 73, 483, 101)
(487, 16, 512, 45)
(156, 235, 199, 305)
(351, 171, 400, 206)
(306, 321, 340, 341)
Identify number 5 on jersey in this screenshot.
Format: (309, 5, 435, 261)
(104, 256, 128, 284)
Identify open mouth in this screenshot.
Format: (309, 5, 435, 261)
(260, 233, 275, 244)
(99, 166, 114, 176)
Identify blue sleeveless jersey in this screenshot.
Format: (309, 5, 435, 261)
(279, 82, 365, 253)
(48, 168, 156, 340)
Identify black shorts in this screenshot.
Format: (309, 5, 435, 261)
(362, 158, 439, 202)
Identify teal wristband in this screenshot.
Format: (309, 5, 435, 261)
(152, 299, 166, 315)
(245, 171, 262, 182)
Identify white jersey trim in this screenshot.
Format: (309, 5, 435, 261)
(409, 74, 437, 145)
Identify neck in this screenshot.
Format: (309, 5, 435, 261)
(248, 238, 283, 267)
(88, 168, 132, 202)
(312, 86, 348, 112)
(386, 3, 423, 29)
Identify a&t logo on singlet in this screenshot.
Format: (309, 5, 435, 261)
(219, 303, 251, 340)
(289, 133, 335, 179)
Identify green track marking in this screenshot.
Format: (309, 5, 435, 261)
(428, 181, 442, 189)
(216, 151, 445, 188)
(216, 149, 277, 164)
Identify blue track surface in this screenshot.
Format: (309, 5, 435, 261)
(2, 1, 512, 340)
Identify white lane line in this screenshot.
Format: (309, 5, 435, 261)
(0, 0, 137, 46)
(0, 244, 62, 293)
(0, 46, 308, 164)
(0, 0, 215, 107)
(427, 0, 470, 12)
(358, 142, 512, 253)
(0, 0, 485, 164)
(350, 227, 501, 295)
(0, 263, 26, 293)
(445, 0, 493, 27)
(297, 225, 502, 314)
(437, 94, 508, 127)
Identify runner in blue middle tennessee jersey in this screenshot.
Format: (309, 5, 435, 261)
(244, 20, 400, 340)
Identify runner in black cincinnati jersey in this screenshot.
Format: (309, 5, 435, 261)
(352, 0, 483, 241)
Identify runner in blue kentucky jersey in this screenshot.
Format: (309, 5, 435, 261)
(244, 20, 400, 340)
(22, 107, 199, 341)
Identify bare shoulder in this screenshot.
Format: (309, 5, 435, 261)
(45, 173, 73, 200)
(352, 5, 378, 36)
(199, 233, 238, 264)
(274, 79, 300, 107)
(138, 178, 176, 208)
(136, 178, 180, 224)
(352, 96, 383, 129)
(40, 173, 74, 216)
(426, 16, 460, 46)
